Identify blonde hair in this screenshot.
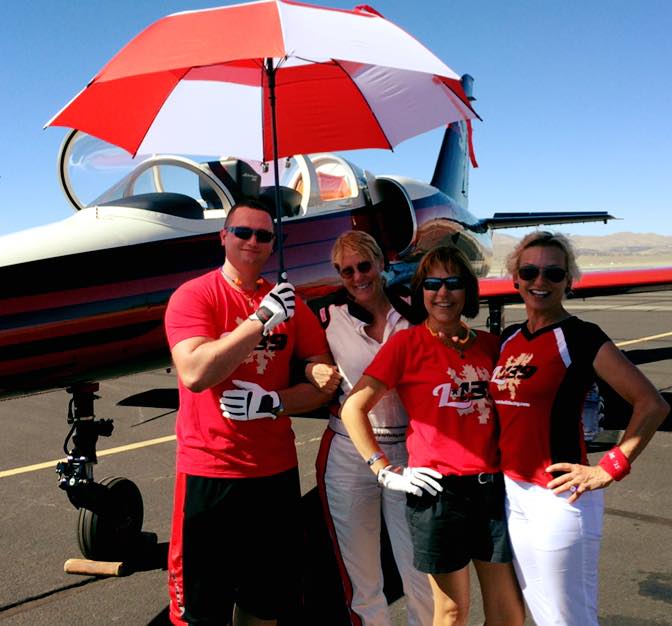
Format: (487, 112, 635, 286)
(331, 231, 384, 269)
(506, 231, 581, 283)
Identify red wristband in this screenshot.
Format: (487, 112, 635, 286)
(598, 446, 631, 481)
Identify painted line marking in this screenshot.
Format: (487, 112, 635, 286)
(0, 434, 176, 479)
(507, 303, 672, 312)
(615, 330, 672, 348)
(1, 431, 326, 479)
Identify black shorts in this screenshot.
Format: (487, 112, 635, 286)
(405, 472, 512, 574)
(181, 467, 301, 622)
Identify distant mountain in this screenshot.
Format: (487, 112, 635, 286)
(491, 232, 672, 273)
(571, 233, 672, 256)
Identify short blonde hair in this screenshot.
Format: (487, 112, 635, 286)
(506, 231, 581, 283)
(331, 230, 384, 269)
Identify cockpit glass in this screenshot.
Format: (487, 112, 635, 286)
(59, 132, 361, 217)
(92, 162, 212, 206)
(62, 132, 151, 209)
(59, 131, 234, 213)
(279, 154, 358, 203)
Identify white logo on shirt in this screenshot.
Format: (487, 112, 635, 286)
(432, 364, 492, 424)
(220, 318, 279, 375)
(433, 384, 472, 409)
(491, 352, 535, 407)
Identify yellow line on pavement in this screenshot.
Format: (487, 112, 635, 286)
(0, 434, 176, 479)
(615, 330, 672, 348)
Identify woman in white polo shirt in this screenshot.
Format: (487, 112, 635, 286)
(310, 231, 433, 626)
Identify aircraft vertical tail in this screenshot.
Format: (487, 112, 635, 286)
(430, 74, 476, 209)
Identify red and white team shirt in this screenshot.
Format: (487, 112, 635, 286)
(165, 270, 328, 478)
(365, 324, 501, 476)
(490, 316, 609, 487)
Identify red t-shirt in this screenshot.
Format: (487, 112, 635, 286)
(490, 316, 609, 486)
(365, 325, 501, 475)
(165, 269, 328, 478)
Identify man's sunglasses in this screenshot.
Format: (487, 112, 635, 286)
(421, 276, 465, 291)
(335, 260, 373, 279)
(518, 265, 567, 283)
(226, 226, 275, 243)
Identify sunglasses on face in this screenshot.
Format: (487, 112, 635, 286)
(518, 265, 567, 283)
(421, 276, 465, 291)
(335, 260, 373, 279)
(226, 226, 275, 243)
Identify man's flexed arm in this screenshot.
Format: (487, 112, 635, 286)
(277, 353, 335, 415)
(171, 317, 266, 392)
(169, 281, 296, 392)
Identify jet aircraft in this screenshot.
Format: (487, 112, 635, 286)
(2, 86, 671, 562)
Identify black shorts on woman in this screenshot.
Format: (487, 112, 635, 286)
(405, 471, 512, 574)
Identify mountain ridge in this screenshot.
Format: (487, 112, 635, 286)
(491, 232, 672, 273)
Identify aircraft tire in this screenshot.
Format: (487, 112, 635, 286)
(77, 476, 144, 562)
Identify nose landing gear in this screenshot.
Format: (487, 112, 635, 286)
(56, 383, 144, 561)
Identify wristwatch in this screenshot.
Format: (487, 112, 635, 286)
(272, 397, 284, 417)
(249, 306, 273, 325)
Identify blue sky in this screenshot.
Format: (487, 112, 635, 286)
(1, 0, 670, 237)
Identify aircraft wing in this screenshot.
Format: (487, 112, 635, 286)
(479, 266, 672, 304)
(478, 211, 614, 231)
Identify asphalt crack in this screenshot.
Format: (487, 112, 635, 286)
(605, 507, 672, 528)
(0, 578, 98, 617)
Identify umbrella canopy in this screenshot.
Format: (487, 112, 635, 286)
(47, 0, 477, 161)
(47, 0, 478, 278)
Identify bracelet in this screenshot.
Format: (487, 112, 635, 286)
(366, 450, 385, 466)
(598, 446, 631, 481)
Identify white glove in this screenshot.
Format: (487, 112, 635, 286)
(249, 282, 295, 335)
(377, 464, 443, 497)
(220, 380, 282, 420)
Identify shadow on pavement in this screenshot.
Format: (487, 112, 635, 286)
(118, 389, 179, 409)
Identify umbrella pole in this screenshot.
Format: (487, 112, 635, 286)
(265, 58, 286, 282)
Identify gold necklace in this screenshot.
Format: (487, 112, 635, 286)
(221, 266, 263, 308)
(425, 319, 475, 357)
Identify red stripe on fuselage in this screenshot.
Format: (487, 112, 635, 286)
(2, 270, 203, 316)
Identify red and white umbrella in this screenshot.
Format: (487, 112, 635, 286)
(47, 0, 478, 275)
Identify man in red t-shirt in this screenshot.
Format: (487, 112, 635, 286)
(164, 199, 331, 626)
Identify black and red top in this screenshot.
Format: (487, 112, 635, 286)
(489, 316, 610, 487)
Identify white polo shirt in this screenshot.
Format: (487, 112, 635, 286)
(326, 301, 411, 442)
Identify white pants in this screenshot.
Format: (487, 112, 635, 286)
(316, 429, 434, 626)
(504, 475, 604, 626)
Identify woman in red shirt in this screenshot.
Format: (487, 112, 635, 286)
(341, 246, 523, 626)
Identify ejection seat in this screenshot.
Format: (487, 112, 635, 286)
(259, 186, 303, 218)
(205, 159, 261, 205)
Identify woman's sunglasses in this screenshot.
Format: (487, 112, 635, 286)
(335, 260, 373, 279)
(421, 276, 465, 291)
(518, 265, 567, 283)
(226, 226, 275, 243)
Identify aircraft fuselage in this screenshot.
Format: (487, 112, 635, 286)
(0, 182, 491, 398)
